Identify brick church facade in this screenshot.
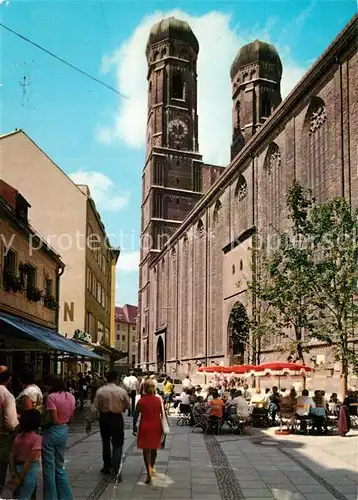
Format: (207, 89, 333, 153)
(138, 15, 358, 377)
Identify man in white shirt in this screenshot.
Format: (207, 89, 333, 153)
(232, 390, 250, 419)
(296, 389, 315, 416)
(0, 366, 19, 494)
(179, 390, 191, 414)
(91, 371, 129, 478)
(295, 389, 315, 432)
(182, 376, 191, 391)
(123, 370, 139, 416)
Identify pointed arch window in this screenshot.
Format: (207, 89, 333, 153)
(265, 143, 281, 231)
(213, 200, 222, 224)
(197, 219, 204, 238)
(235, 175, 247, 201)
(261, 90, 271, 119)
(305, 97, 328, 202)
(235, 101, 240, 132)
(183, 233, 189, 251)
(172, 71, 184, 100)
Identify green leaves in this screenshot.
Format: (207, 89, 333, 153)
(249, 182, 358, 376)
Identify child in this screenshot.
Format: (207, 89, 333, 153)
(7, 409, 42, 500)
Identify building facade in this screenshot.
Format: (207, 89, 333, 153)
(138, 16, 358, 378)
(114, 304, 138, 366)
(0, 180, 64, 375)
(0, 131, 118, 342)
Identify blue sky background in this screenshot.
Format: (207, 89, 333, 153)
(1, 0, 356, 305)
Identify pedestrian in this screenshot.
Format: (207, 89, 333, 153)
(77, 373, 87, 409)
(7, 409, 42, 500)
(338, 394, 351, 437)
(90, 370, 129, 478)
(0, 366, 19, 495)
(16, 362, 43, 500)
(123, 370, 139, 416)
(42, 376, 75, 500)
(133, 379, 167, 485)
(16, 364, 43, 414)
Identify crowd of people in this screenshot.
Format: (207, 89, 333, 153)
(1, 365, 357, 498)
(0, 364, 75, 500)
(169, 377, 358, 437)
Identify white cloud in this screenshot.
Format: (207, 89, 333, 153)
(68, 170, 129, 212)
(116, 251, 140, 273)
(97, 10, 306, 166)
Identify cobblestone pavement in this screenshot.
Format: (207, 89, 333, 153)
(2, 415, 357, 500)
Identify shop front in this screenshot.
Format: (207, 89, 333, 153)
(0, 312, 103, 388)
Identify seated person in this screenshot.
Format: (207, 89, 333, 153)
(328, 393, 340, 416)
(295, 389, 314, 430)
(311, 390, 327, 434)
(232, 390, 250, 420)
(179, 389, 191, 414)
(251, 388, 268, 408)
(269, 386, 281, 424)
(208, 390, 224, 434)
(280, 389, 297, 429)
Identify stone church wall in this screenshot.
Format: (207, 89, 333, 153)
(141, 17, 357, 377)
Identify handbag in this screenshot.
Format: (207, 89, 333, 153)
(160, 398, 170, 435)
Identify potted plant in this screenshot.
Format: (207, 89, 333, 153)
(3, 269, 23, 293)
(27, 287, 43, 302)
(44, 295, 59, 311)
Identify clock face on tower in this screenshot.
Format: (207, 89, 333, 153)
(168, 119, 188, 141)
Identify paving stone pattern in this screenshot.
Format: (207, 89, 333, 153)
(97, 423, 357, 500)
(4, 414, 356, 500)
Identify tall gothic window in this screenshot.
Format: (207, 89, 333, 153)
(213, 200, 222, 224)
(261, 90, 271, 119)
(235, 175, 247, 201)
(183, 233, 189, 251)
(265, 142, 281, 231)
(172, 71, 184, 100)
(235, 101, 240, 131)
(306, 97, 328, 202)
(197, 219, 204, 238)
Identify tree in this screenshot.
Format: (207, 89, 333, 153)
(250, 181, 358, 395)
(249, 234, 316, 363)
(288, 182, 358, 394)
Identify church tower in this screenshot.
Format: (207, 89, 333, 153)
(138, 18, 204, 365)
(230, 40, 282, 159)
(141, 17, 203, 263)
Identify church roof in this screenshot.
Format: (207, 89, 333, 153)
(230, 39, 282, 79)
(147, 17, 199, 54)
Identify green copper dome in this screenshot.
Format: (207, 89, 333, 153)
(146, 17, 199, 54)
(230, 40, 282, 79)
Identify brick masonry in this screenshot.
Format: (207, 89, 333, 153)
(138, 16, 358, 377)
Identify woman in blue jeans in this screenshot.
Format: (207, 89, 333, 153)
(8, 410, 42, 500)
(42, 376, 76, 500)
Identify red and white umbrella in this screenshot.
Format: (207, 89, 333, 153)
(229, 365, 257, 375)
(247, 362, 313, 390)
(197, 365, 228, 374)
(248, 362, 313, 377)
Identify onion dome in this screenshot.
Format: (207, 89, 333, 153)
(146, 17, 199, 55)
(230, 39, 282, 79)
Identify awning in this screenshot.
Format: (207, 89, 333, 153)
(0, 312, 103, 360)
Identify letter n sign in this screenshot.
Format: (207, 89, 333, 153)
(64, 302, 74, 322)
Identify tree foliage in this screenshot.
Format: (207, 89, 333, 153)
(250, 181, 358, 390)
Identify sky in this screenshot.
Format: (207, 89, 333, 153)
(0, 0, 356, 306)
